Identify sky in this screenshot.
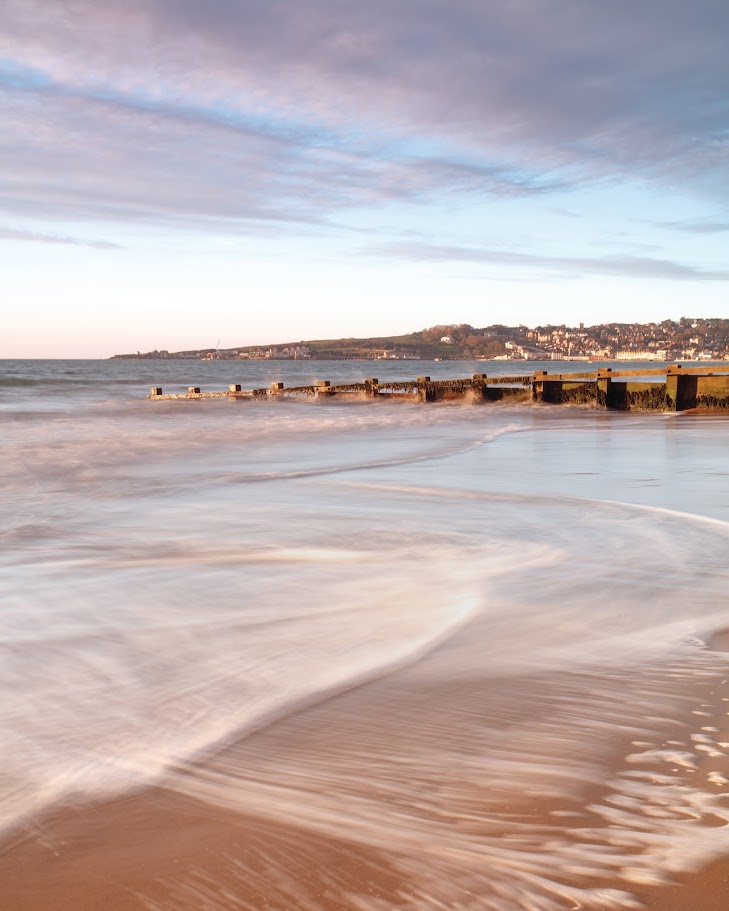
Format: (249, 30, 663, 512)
(1, 0, 728, 357)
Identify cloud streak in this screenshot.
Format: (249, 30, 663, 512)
(651, 219, 729, 235)
(0, 225, 121, 248)
(368, 241, 729, 282)
(0, 77, 562, 231)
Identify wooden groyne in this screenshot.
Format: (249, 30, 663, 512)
(148, 365, 729, 412)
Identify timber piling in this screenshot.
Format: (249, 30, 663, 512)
(147, 365, 729, 413)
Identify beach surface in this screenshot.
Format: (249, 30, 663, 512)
(3, 636, 729, 911)
(2, 358, 729, 909)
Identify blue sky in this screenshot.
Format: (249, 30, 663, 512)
(1, 0, 728, 357)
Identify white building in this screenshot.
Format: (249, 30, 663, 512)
(615, 350, 664, 361)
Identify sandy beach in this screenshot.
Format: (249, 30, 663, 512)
(3, 626, 729, 911)
(4, 362, 729, 910)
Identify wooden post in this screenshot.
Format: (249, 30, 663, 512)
(150, 386, 162, 396)
(365, 378, 379, 397)
(596, 368, 612, 408)
(417, 376, 433, 402)
(188, 386, 201, 395)
(665, 365, 682, 411)
(269, 382, 285, 395)
(228, 384, 242, 393)
(315, 380, 333, 398)
(472, 373, 488, 399)
(532, 371, 548, 402)
(665, 364, 698, 411)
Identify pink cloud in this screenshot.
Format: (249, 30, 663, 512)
(1, 1, 727, 228)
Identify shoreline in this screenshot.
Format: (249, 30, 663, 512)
(4, 630, 729, 911)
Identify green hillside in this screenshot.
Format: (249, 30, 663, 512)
(235, 325, 508, 360)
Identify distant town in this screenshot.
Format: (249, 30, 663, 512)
(111, 317, 729, 362)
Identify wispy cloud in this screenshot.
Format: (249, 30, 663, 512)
(0, 78, 563, 231)
(651, 218, 729, 234)
(0, 225, 121, 248)
(0, 1, 728, 230)
(368, 241, 729, 282)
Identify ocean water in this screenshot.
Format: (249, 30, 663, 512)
(2, 358, 729, 909)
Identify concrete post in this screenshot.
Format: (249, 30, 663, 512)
(150, 386, 162, 396)
(596, 368, 612, 408)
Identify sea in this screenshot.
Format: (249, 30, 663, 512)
(2, 357, 729, 910)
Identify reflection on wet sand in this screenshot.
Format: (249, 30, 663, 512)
(3, 619, 729, 911)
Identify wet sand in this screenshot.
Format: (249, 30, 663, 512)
(3, 792, 729, 911)
(3, 636, 729, 911)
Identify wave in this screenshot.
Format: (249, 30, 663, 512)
(1, 535, 537, 839)
(222, 423, 525, 483)
(156, 574, 729, 911)
(0, 377, 51, 387)
(347, 479, 729, 534)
